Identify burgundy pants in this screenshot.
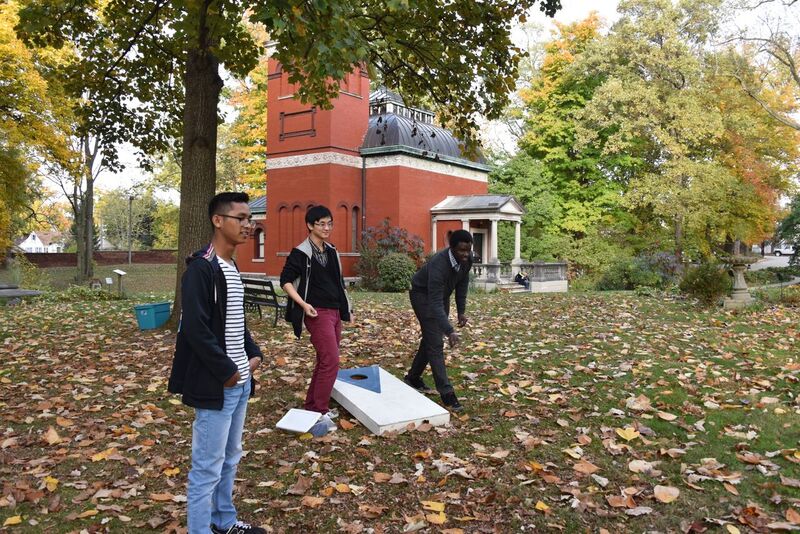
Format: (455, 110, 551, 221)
(303, 308, 342, 413)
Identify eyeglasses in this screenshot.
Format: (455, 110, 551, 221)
(217, 214, 255, 227)
(313, 221, 334, 229)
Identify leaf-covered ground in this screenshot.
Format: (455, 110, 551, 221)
(1, 291, 799, 533)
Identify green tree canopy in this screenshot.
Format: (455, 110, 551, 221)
(18, 0, 562, 319)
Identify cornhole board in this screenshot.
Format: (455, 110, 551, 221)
(331, 365, 450, 435)
(275, 408, 321, 433)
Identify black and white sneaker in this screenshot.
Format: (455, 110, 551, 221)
(211, 520, 267, 534)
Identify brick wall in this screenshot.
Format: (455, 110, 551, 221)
(22, 250, 177, 268)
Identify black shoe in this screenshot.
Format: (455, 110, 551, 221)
(404, 375, 435, 394)
(211, 521, 267, 534)
(441, 392, 464, 412)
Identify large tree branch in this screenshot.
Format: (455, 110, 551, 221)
(736, 35, 800, 88)
(100, 0, 172, 83)
(732, 72, 800, 130)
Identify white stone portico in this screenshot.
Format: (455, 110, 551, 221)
(430, 195, 525, 284)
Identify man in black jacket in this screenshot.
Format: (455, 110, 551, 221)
(168, 192, 266, 534)
(404, 229, 473, 412)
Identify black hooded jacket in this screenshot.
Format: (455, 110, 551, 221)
(167, 244, 263, 409)
(279, 237, 352, 338)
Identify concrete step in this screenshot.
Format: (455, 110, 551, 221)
(496, 282, 527, 293)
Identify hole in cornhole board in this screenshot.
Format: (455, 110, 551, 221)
(350, 374, 368, 380)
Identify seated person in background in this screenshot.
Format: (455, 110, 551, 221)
(514, 271, 530, 289)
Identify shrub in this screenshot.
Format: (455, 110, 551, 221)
(596, 257, 660, 290)
(745, 265, 800, 286)
(40, 285, 125, 302)
(596, 258, 635, 290)
(356, 220, 424, 290)
(9, 254, 51, 290)
(596, 252, 682, 291)
(377, 253, 416, 292)
(679, 262, 732, 305)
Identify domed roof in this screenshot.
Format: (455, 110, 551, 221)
(362, 114, 472, 160)
(362, 87, 486, 166)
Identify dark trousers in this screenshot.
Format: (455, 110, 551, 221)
(407, 290, 454, 396)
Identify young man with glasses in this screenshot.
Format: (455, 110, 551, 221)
(168, 192, 266, 534)
(280, 205, 352, 431)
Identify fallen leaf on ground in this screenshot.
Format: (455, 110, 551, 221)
(426, 511, 447, 524)
(653, 485, 679, 503)
(301, 496, 325, 508)
(616, 427, 640, 441)
(787, 508, 800, 525)
(287, 475, 313, 496)
(573, 460, 601, 474)
(421, 501, 445, 512)
(3, 516, 22, 526)
(44, 476, 59, 492)
(43, 426, 61, 445)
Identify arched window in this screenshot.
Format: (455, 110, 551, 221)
(351, 207, 360, 251)
(254, 228, 265, 259)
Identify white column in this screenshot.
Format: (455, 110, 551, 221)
(431, 218, 437, 252)
(511, 220, 523, 275)
(490, 219, 498, 262)
(461, 219, 470, 231)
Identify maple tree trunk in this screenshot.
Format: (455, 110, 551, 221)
(170, 42, 222, 326)
(75, 203, 87, 283)
(83, 173, 95, 281)
(674, 216, 683, 263)
(75, 187, 94, 282)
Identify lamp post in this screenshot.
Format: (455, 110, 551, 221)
(127, 194, 133, 264)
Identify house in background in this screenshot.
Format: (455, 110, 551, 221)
(16, 230, 65, 253)
(235, 59, 531, 288)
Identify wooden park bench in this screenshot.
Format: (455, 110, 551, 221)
(241, 277, 287, 327)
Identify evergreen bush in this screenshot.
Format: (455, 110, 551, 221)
(679, 262, 731, 305)
(356, 220, 424, 290)
(377, 253, 416, 292)
(596, 252, 682, 290)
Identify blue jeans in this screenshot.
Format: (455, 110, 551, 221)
(187, 380, 250, 533)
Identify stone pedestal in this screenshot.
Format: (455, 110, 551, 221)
(723, 259, 754, 310)
(485, 262, 501, 282)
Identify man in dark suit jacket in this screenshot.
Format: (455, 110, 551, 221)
(404, 229, 473, 412)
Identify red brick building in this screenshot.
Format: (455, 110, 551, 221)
(236, 60, 526, 279)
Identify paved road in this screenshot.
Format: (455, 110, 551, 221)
(750, 254, 791, 271)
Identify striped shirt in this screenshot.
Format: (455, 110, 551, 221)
(448, 249, 460, 272)
(217, 257, 249, 385)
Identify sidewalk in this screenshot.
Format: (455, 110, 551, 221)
(750, 276, 800, 291)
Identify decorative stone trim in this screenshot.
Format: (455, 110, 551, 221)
(266, 151, 488, 182)
(267, 152, 363, 170)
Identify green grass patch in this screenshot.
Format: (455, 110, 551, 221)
(1, 290, 799, 531)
